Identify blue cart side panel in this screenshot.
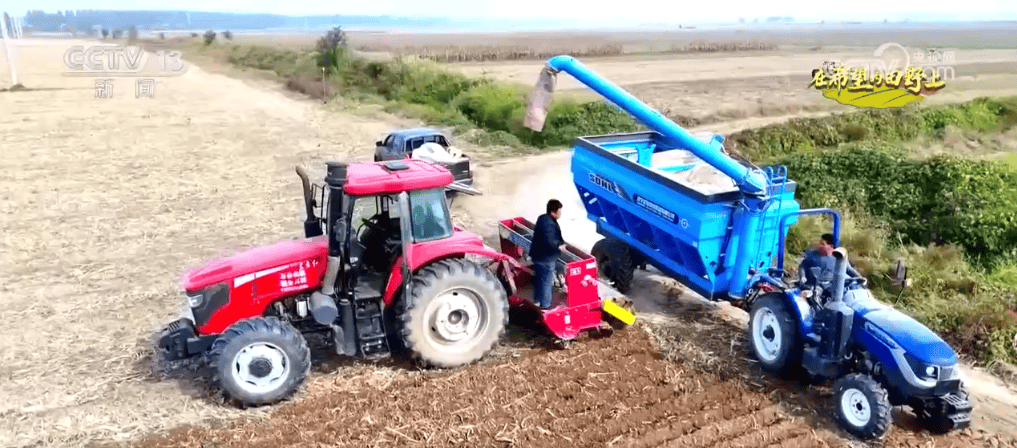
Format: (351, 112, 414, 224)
(571, 131, 800, 299)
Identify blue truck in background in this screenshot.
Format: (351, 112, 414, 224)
(524, 55, 973, 441)
(374, 127, 474, 192)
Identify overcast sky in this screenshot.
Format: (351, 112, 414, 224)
(12, 0, 1017, 23)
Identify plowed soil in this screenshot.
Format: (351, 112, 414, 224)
(124, 313, 1017, 448)
(127, 327, 842, 448)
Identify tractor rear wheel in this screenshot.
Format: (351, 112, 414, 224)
(747, 293, 803, 379)
(399, 258, 509, 368)
(207, 316, 311, 407)
(591, 238, 635, 294)
(832, 373, 892, 440)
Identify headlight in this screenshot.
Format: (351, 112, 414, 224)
(905, 353, 940, 381)
(186, 291, 204, 308)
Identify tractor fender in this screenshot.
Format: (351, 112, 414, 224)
(780, 289, 815, 336)
(381, 245, 520, 307)
(748, 280, 814, 335)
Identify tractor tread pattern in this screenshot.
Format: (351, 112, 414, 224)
(592, 238, 635, 294)
(832, 373, 892, 441)
(398, 258, 509, 369)
(747, 293, 804, 379)
(207, 316, 311, 407)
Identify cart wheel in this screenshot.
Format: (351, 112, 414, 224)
(591, 238, 634, 294)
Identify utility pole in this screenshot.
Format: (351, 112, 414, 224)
(1, 11, 19, 86)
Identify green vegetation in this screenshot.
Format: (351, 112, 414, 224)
(729, 97, 1017, 160)
(176, 28, 1017, 371)
(767, 111, 1017, 369)
(180, 28, 641, 150)
(777, 144, 1017, 270)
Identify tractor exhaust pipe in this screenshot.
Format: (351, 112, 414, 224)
(321, 161, 357, 356)
(831, 247, 849, 303)
(817, 247, 854, 365)
(295, 165, 323, 238)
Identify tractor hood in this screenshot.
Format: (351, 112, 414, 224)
(860, 307, 958, 365)
(182, 236, 329, 292)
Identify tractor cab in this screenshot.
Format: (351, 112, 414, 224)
(348, 187, 454, 299)
(298, 159, 461, 299)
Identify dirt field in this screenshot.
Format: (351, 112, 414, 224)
(0, 37, 419, 448)
(123, 326, 861, 448)
(339, 26, 1017, 125)
(2, 34, 1017, 448)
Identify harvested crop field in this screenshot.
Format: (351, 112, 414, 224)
(124, 311, 1015, 448)
(128, 326, 845, 448)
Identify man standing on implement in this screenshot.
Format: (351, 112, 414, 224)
(529, 199, 566, 310)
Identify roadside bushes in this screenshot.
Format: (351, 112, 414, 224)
(730, 97, 1017, 160)
(777, 144, 1017, 271)
(322, 54, 640, 148)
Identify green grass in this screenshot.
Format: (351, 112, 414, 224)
(728, 96, 1017, 161)
(179, 39, 642, 152)
(1002, 153, 1017, 169)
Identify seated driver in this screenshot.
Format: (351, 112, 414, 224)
(797, 233, 862, 291)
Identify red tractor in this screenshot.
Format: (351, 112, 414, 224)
(158, 158, 633, 406)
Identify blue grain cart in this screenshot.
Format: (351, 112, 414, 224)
(525, 54, 800, 302)
(572, 131, 799, 300)
(524, 55, 973, 440)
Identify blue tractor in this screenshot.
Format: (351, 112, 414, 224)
(523, 55, 973, 440)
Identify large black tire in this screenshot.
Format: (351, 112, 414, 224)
(207, 316, 311, 407)
(747, 293, 804, 379)
(832, 373, 892, 440)
(591, 238, 635, 294)
(398, 258, 509, 368)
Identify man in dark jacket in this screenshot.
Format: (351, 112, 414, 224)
(798, 233, 862, 293)
(530, 199, 566, 310)
(799, 233, 836, 286)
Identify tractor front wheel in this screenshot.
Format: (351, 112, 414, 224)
(747, 293, 803, 379)
(591, 238, 634, 294)
(207, 316, 311, 407)
(832, 373, 892, 440)
(399, 258, 509, 368)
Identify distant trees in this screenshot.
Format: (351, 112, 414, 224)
(203, 30, 216, 45)
(316, 26, 349, 75)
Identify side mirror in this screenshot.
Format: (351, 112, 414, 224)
(376, 140, 383, 147)
(894, 259, 910, 288)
